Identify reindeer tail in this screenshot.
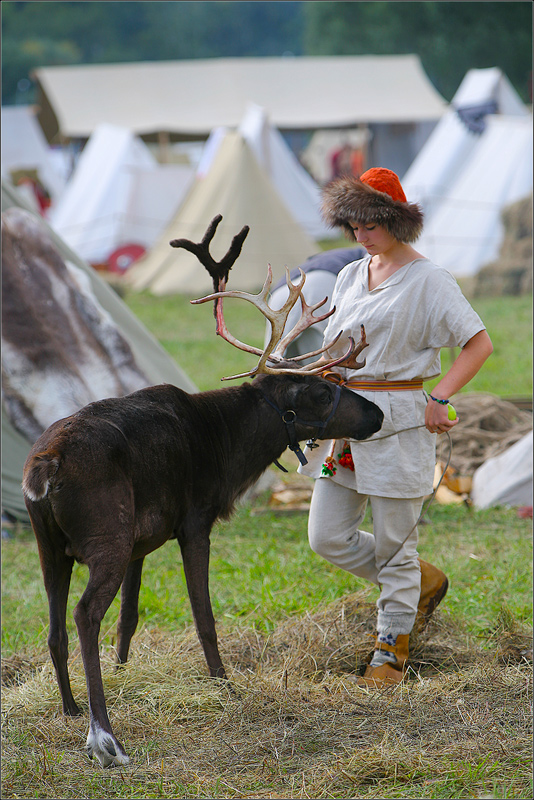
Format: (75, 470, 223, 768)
(22, 452, 60, 502)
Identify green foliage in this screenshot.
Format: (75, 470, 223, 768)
(1, 33, 81, 104)
(1, 0, 303, 103)
(304, 1, 533, 102)
(1, 1, 531, 105)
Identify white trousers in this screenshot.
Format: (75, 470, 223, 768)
(308, 478, 425, 636)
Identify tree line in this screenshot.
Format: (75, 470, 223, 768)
(2, 1, 532, 107)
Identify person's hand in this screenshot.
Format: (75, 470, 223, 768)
(425, 398, 459, 434)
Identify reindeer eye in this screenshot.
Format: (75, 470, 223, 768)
(310, 385, 331, 405)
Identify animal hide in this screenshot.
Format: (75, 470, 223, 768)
(1, 207, 149, 442)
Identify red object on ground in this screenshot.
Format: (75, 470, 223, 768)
(108, 244, 146, 273)
(517, 506, 533, 519)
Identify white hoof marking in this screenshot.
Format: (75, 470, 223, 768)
(86, 722, 129, 768)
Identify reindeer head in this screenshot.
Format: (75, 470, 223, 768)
(170, 216, 368, 381)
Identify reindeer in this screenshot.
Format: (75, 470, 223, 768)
(22, 216, 383, 767)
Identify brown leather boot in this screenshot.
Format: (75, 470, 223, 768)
(417, 559, 449, 627)
(356, 634, 410, 688)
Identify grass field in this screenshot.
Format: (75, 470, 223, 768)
(1, 286, 532, 798)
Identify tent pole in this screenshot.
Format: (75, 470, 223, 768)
(158, 131, 170, 164)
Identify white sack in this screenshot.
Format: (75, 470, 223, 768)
(471, 431, 533, 509)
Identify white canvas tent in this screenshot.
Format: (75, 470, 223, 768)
(33, 56, 447, 181)
(402, 68, 532, 277)
(237, 104, 334, 240)
(1, 179, 198, 521)
(33, 56, 446, 142)
(194, 106, 334, 241)
(1, 105, 66, 203)
(48, 123, 194, 263)
(126, 130, 317, 296)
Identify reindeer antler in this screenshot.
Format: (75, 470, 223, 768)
(192, 269, 367, 380)
(170, 213, 250, 299)
(176, 216, 368, 380)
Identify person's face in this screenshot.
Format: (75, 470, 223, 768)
(349, 222, 397, 255)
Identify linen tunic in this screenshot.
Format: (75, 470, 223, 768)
(299, 255, 486, 498)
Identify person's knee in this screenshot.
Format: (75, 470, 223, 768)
(309, 523, 355, 561)
(308, 523, 332, 558)
(308, 480, 368, 561)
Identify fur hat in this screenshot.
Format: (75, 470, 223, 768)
(322, 167, 424, 243)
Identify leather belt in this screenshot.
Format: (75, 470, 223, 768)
(322, 371, 424, 391)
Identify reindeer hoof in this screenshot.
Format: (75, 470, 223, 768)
(86, 723, 129, 768)
(64, 702, 83, 717)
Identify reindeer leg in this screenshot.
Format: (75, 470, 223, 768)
(73, 557, 130, 767)
(116, 558, 144, 665)
(42, 549, 82, 716)
(179, 528, 227, 679)
(29, 506, 82, 717)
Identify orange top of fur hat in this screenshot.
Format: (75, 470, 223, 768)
(359, 167, 407, 203)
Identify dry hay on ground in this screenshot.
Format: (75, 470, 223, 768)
(474, 194, 533, 297)
(2, 592, 532, 799)
(436, 392, 532, 477)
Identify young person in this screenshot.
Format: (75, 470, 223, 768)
(300, 168, 493, 687)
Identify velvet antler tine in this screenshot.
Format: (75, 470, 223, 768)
(170, 215, 250, 294)
(200, 213, 223, 247)
(170, 214, 222, 262)
(217, 225, 250, 279)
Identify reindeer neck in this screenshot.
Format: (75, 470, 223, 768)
(194, 383, 292, 479)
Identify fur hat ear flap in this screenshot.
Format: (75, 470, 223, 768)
(322, 174, 424, 244)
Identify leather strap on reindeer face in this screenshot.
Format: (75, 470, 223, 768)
(258, 383, 342, 471)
